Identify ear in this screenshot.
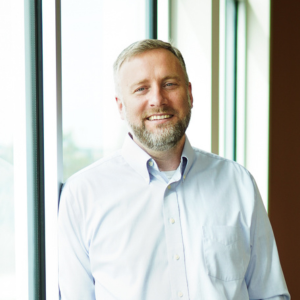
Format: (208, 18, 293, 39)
(188, 82, 194, 108)
(115, 96, 125, 120)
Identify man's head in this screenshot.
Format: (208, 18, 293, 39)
(114, 39, 189, 96)
(114, 39, 193, 153)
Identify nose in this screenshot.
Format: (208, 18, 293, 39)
(149, 86, 166, 107)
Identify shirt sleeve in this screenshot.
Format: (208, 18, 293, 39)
(245, 176, 290, 300)
(58, 182, 96, 300)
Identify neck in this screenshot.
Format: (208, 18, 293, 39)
(133, 135, 186, 171)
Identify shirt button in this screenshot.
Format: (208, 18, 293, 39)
(174, 254, 180, 260)
(168, 185, 171, 189)
(169, 218, 175, 224)
(178, 291, 183, 297)
(148, 161, 153, 166)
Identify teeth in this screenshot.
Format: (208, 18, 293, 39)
(148, 115, 172, 121)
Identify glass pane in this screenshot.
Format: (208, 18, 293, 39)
(62, 0, 146, 181)
(170, 1, 212, 152)
(157, 0, 170, 42)
(0, 151, 14, 300)
(0, 2, 17, 299)
(0, 2, 28, 299)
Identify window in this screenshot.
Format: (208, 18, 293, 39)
(61, 0, 146, 181)
(0, 1, 271, 299)
(219, 0, 271, 208)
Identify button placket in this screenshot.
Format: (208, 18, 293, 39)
(163, 189, 189, 299)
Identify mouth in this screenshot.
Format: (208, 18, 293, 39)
(147, 114, 173, 121)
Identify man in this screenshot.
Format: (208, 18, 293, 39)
(58, 40, 290, 300)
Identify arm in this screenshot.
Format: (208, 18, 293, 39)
(58, 183, 95, 300)
(245, 177, 290, 300)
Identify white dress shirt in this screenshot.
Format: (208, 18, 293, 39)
(58, 134, 290, 300)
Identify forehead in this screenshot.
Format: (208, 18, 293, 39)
(118, 49, 185, 86)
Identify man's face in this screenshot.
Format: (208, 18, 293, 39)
(116, 48, 193, 152)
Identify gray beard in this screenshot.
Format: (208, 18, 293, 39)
(127, 108, 191, 152)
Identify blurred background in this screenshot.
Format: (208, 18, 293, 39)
(0, 0, 299, 299)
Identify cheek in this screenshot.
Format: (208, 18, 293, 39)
(125, 106, 144, 123)
(174, 96, 189, 110)
(128, 102, 146, 117)
(171, 90, 188, 105)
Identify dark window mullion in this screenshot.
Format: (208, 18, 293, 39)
(35, 0, 46, 298)
(224, 0, 239, 161)
(147, 0, 157, 39)
(24, 0, 46, 298)
(233, 0, 238, 161)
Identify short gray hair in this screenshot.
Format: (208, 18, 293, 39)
(113, 39, 189, 96)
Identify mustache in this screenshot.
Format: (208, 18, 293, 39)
(142, 107, 177, 119)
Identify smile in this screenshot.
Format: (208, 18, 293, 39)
(148, 115, 173, 121)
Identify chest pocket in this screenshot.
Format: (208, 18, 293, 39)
(202, 225, 250, 281)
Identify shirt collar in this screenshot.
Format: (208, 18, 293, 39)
(181, 135, 195, 178)
(121, 134, 152, 183)
(121, 133, 196, 184)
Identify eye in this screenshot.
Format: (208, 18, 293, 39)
(134, 86, 147, 94)
(165, 82, 177, 88)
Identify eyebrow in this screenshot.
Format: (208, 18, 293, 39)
(162, 75, 182, 82)
(130, 79, 149, 90)
(130, 75, 182, 90)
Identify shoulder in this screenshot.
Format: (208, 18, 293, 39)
(192, 147, 252, 177)
(60, 150, 125, 203)
(189, 148, 264, 226)
(190, 147, 258, 199)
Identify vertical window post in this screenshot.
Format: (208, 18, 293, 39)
(224, 0, 238, 161)
(147, 0, 158, 39)
(24, 0, 46, 298)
